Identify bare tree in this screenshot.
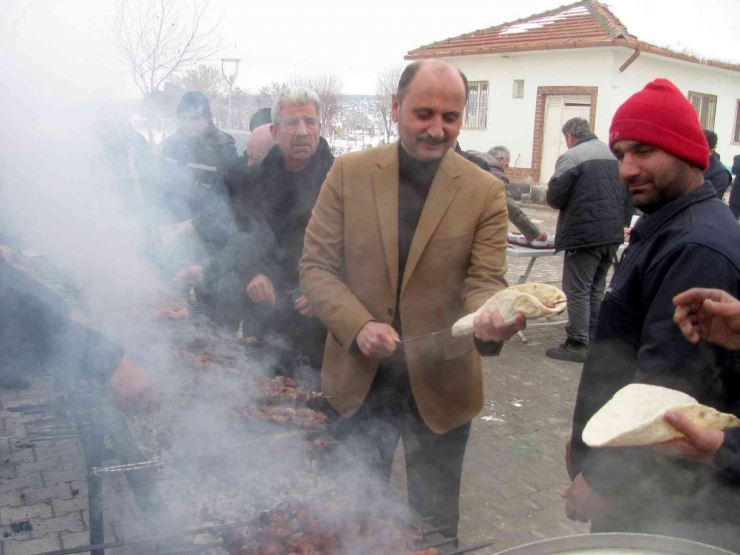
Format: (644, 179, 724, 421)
(375, 63, 405, 143)
(173, 63, 225, 98)
(288, 73, 343, 137)
(111, 0, 222, 144)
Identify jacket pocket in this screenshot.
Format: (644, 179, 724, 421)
(443, 334, 475, 361)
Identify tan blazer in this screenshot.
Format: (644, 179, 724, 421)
(299, 143, 509, 434)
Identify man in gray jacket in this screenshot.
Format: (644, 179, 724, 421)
(546, 118, 625, 362)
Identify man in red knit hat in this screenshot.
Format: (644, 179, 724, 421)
(563, 78, 740, 550)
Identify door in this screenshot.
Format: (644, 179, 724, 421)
(539, 95, 591, 184)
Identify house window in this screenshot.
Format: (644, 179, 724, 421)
(463, 81, 488, 129)
(513, 79, 524, 99)
(688, 90, 717, 131)
(733, 100, 740, 144)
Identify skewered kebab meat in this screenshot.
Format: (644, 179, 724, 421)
(236, 406, 327, 431)
(252, 377, 323, 406)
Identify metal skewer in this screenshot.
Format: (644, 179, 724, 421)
(447, 538, 496, 554)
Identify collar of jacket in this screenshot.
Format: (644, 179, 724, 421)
(574, 133, 598, 147)
(375, 140, 462, 180)
(261, 136, 334, 174)
(630, 182, 719, 244)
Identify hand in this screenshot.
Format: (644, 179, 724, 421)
(561, 473, 613, 523)
(649, 411, 724, 465)
(294, 295, 315, 318)
(356, 322, 400, 359)
(108, 356, 160, 413)
(673, 288, 740, 349)
(174, 264, 204, 286)
(1, 245, 40, 281)
(535, 232, 547, 242)
(247, 275, 276, 305)
(473, 308, 526, 342)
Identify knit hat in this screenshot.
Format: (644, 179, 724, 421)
(609, 78, 709, 170)
(177, 91, 213, 120)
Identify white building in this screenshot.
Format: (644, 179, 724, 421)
(406, 0, 740, 185)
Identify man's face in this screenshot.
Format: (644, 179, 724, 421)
(564, 134, 577, 149)
(178, 111, 210, 137)
(391, 69, 466, 162)
(497, 156, 510, 171)
(612, 140, 694, 214)
(271, 103, 321, 170)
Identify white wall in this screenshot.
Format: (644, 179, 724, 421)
(445, 48, 740, 175)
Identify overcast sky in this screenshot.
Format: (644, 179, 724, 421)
(1, 0, 738, 101)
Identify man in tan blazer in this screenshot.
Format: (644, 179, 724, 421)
(300, 60, 524, 539)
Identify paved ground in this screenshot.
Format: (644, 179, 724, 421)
(0, 203, 595, 555)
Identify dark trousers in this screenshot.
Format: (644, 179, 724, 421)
(562, 244, 619, 344)
(335, 351, 471, 539)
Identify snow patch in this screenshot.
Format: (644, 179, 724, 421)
(499, 6, 589, 36)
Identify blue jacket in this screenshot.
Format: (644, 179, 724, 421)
(570, 183, 740, 548)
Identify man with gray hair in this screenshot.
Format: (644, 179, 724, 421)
(545, 117, 625, 362)
(203, 88, 334, 385)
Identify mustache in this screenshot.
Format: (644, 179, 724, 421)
(292, 137, 312, 146)
(417, 133, 448, 146)
(625, 174, 653, 187)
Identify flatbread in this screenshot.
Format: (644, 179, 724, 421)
(451, 283, 566, 337)
(583, 383, 740, 448)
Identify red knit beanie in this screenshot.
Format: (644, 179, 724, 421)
(609, 78, 709, 170)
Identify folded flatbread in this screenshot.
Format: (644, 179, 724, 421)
(583, 383, 740, 448)
(451, 283, 566, 337)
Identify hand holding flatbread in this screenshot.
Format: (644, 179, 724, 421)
(452, 283, 567, 337)
(583, 383, 740, 448)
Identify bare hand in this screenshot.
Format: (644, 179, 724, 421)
(294, 295, 315, 318)
(174, 264, 204, 286)
(473, 308, 526, 342)
(247, 275, 276, 305)
(673, 288, 740, 350)
(561, 473, 613, 523)
(356, 322, 400, 359)
(535, 232, 547, 242)
(108, 356, 160, 413)
(649, 411, 724, 465)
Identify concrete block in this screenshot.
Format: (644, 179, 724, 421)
(19, 483, 74, 505)
(42, 469, 86, 486)
(34, 442, 80, 461)
(51, 497, 87, 517)
(1, 502, 52, 524)
(0, 474, 42, 495)
(4, 533, 61, 555)
(29, 512, 85, 538)
(16, 458, 62, 478)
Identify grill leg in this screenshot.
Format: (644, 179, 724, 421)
(88, 427, 105, 555)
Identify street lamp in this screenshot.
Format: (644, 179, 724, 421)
(220, 58, 242, 129)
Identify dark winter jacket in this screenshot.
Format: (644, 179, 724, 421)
(159, 124, 239, 267)
(546, 134, 626, 251)
(570, 183, 740, 549)
(0, 258, 122, 384)
(703, 151, 732, 200)
(728, 154, 740, 216)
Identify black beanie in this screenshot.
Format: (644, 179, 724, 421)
(177, 91, 212, 120)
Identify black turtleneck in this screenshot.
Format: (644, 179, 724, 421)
(393, 145, 441, 333)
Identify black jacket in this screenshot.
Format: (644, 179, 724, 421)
(0, 258, 122, 384)
(728, 154, 740, 211)
(159, 125, 239, 267)
(570, 183, 740, 548)
(546, 135, 627, 251)
(703, 151, 732, 200)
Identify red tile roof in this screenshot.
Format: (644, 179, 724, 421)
(406, 0, 740, 74)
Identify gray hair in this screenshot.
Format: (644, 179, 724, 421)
(562, 117, 592, 139)
(487, 145, 510, 160)
(271, 88, 321, 125)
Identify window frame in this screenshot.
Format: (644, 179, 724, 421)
(733, 99, 740, 145)
(463, 81, 489, 130)
(512, 79, 524, 99)
(687, 90, 717, 131)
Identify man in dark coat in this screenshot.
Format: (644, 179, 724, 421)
(158, 91, 239, 318)
(702, 129, 732, 200)
(215, 88, 334, 383)
(0, 245, 158, 410)
(565, 79, 740, 552)
(728, 154, 740, 219)
(545, 118, 626, 362)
